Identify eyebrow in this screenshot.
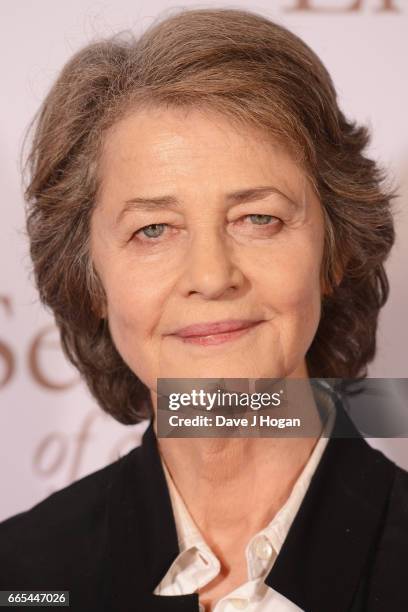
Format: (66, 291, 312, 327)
(115, 185, 297, 226)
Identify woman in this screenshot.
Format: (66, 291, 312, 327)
(0, 7, 407, 612)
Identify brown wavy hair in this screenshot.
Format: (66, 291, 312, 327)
(23, 7, 396, 424)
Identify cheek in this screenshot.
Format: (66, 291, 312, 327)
(284, 268, 321, 314)
(283, 256, 323, 350)
(105, 288, 159, 389)
(259, 243, 321, 302)
(104, 279, 152, 356)
(104, 260, 162, 331)
(102, 265, 174, 386)
(254, 238, 323, 338)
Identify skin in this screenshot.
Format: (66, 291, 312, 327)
(91, 105, 327, 609)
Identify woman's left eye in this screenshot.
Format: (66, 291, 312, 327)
(236, 214, 282, 230)
(244, 214, 279, 225)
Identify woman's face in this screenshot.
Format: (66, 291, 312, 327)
(91, 106, 325, 398)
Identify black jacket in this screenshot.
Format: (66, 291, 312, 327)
(0, 400, 408, 612)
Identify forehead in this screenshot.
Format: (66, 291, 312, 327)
(98, 106, 306, 190)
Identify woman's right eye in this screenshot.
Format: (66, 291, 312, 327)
(133, 223, 168, 241)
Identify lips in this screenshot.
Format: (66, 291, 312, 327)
(171, 319, 263, 338)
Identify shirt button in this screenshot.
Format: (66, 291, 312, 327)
(230, 598, 249, 609)
(254, 535, 273, 560)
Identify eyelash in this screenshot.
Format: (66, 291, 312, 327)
(132, 214, 282, 243)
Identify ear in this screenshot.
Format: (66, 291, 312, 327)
(320, 261, 344, 297)
(332, 256, 346, 288)
(90, 301, 106, 320)
(97, 299, 108, 319)
(89, 262, 108, 319)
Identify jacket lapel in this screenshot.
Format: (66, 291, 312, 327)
(107, 418, 199, 611)
(107, 396, 395, 612)
(264, 396, 395, 612)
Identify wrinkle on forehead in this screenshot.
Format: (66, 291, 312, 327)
(97, 106, 318, 227)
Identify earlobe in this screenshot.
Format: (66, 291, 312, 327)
(90, 293, 107, 320)
(320, 264, 344, 297)
(321, 281, 333, 298)
(332, 258, 345, 289)
(98, 302, 108, 319)
(88, 262, 108, 319)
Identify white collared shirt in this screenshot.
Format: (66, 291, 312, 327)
(154, 386, 336, 611)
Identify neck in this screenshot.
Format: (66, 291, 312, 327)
(152, 376, 323, 552)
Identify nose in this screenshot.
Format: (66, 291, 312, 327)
(179, 227, 245, 299)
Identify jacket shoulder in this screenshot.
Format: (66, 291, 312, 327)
(0, 445, 142, 589)
(365, 455, 408, 610)
(368, 445, 408, 530)
(370, 446, 408, 523)
(387, 462, 408, 530)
